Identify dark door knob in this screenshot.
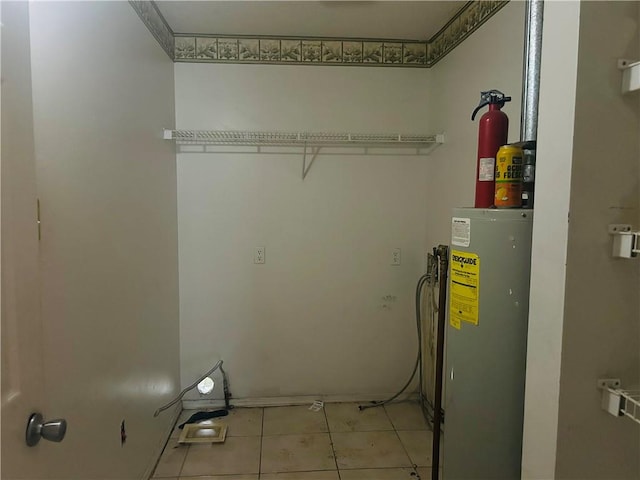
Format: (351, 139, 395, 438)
(26, 412, 67, 446)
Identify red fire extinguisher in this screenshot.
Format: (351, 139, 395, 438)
(471, 90, 511, 208)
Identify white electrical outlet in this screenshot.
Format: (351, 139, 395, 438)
(391, 248, 401, 266)
(254, 246, 265, 264)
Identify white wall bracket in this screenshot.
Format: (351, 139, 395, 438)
(598, 378, 640, 426)
(608, 224, 639, 258)
(302, 146, 321, 180)
(617, 59, 640, 94)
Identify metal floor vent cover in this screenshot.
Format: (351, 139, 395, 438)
(178, 422, 227, 444)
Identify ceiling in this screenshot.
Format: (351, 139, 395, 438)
(155, 1, 466, 41)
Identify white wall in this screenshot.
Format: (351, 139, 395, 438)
(554, 2, 640, 478)
(521, 2, 581, 477)
(28, 3, 179, 478)
(524, 2, 640, 479)
(425, 1, 525, 250)
(175, 64, 433, 402)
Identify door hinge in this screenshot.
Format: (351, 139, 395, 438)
(37, 199, 41, 241)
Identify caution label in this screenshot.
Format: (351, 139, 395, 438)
(451, 217, 471, 247)
(449, 250, 480, 327)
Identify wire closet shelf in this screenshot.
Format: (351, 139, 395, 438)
(164, 129, 444, 147)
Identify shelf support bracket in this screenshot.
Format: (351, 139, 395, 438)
(598, 378, 623, 417)
(597, 378, 640, 426)
(618, 59, 640, 94)
(302, 145, 321, 180)
(609, 224, 640, 258)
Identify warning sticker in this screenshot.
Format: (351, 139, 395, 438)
(478, 157, 495, 181)
(451, 217, 471, 247)
(449, 250, 480, 327)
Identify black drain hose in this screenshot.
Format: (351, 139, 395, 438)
(431, 245, 448, 480)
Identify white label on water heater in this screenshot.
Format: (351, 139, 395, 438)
(478, 157, 495, 181)
(452, 217, 471, 247)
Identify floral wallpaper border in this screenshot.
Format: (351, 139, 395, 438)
(428, 0, 509, 66)
(131, 1, 508, 67)
(129, 0, 174, 59)
(175, 36, 428, 67)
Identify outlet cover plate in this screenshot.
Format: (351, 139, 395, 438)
(254, 246, 265, 264)
(392, 248, 401, 266)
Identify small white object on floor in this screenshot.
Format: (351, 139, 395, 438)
(309, 400, 324, 412)
(178, 422, 227, 444)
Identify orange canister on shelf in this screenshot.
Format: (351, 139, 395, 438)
(494, 144, 523, 208)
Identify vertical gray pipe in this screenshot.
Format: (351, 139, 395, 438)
(520, 0, 544, 142)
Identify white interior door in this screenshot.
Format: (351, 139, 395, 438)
(1, 2, 55, 478)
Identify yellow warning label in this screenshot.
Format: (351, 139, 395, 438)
(449, 250, 480, 327)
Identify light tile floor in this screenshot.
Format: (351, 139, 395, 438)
(152, 401, 441, 480)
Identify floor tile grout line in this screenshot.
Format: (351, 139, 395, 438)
(176, 410, 190, 478)
(150, 422, 176, 478)
(385, 402, 421, 473)
(393, 428, 420, 475)
(324, 406, 342, 480)
(381, 403, 395, 430)
(388, 404, 422, 476)
(258, 407, 265, 478)
(261, 430, 330, 436)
